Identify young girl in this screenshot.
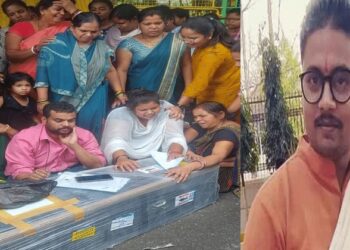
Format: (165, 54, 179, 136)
(0, 72, 38, 137)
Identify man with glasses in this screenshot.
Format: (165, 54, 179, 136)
(244, 0, 350, 249)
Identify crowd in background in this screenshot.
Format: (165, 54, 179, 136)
(0, 0, 241, 192)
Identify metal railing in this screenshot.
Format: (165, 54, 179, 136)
(245, 91, 304, 179)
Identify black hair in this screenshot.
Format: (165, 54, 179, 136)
(171, 8, 189, 19)
(27, 5, 38, 17)
(137, 7, 165, 23)
(154, 5, 174, 21)
(194, 101, 228, 119)
(110, 4, 139, 21)
(203, 12, 220, 20)
(72, 12, 101, 27)
(88, 0, 113, 11)
(181, 16, 234, 48)
(126, 89, 160, 110)
(227, 8, 240, 16)
(300, 0, 350, 59)
(43, 101, 76, 118)
(35, 0, 56, 16)
(5, 72, 34, 90)
(2, 0, 28, 15)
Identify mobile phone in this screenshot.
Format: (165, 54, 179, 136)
(75, 174, 113, 183)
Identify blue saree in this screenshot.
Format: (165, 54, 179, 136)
(35, 29, 113, 140)
(118, 33, 186, 102)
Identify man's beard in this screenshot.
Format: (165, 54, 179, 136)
(48, 127, 73, 136)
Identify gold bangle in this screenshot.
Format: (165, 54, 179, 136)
(37, 100, 49, 104)
(115, 91, 125, 97)
(191, 159, 206, 169)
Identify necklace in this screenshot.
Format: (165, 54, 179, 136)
(141, 33, 165, 47)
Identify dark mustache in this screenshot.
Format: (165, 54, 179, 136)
(314, 114, 343, 129)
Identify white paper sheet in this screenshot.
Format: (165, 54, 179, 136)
(56, 172, 129, 193)
(151, 151, 183, 170)
(4, 199, 53, 216)
(137, 164, 163, 174)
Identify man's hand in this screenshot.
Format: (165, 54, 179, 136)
(59, 127, 78, 146)
(25, 169, 50, 181)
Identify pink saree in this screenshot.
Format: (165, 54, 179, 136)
(8, 21, 70, 79)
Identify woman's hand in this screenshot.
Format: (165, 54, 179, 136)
(166, 165, 194, 183)
(167, 106, 184, 120)
(36, 36, 56, 51)
(114, 156, 139, 172)
(111, 94, 127, 108)
(37, 101, 49, 115)
(185, 150, 203, 161)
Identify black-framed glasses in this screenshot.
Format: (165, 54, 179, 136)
(299, 67, 350, 104)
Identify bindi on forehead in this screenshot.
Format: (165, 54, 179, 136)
(303, 28, 350, 74)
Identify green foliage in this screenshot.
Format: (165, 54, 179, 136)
(278, 37, 304, 138)
(241, 96, 259, 173)
(262, 39, 297, 168)
(278, 37, 301, 95)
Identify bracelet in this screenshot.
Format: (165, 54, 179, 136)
(191, 159, 206, 169)
(113, 154, 128, 164)
(37, 99, 49, 104)
(115, 91, 125, 97)
(30, 46, 38, 55)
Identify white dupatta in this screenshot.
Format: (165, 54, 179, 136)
(330, 181, 350, 249)
(101, 101, 187, 163)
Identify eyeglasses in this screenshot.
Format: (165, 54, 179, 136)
(299, 67, 350, 104)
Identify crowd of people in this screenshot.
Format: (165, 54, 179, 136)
(0, 0, 240, 193)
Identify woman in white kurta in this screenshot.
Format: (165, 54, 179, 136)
(101, 89, 187, 171)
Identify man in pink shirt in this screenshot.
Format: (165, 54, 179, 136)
(244, 0, 350, 249)
(5, 101, 106, 181)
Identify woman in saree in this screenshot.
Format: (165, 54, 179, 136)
(5, 0, 78, 79)
(1, 0, 34, 73)
(101, 89, 187, 171)
(174, 16, 240, 111)
(35, 12, 126, 140)
(167, 101, 240, 192)
(115, 7, 192, 103)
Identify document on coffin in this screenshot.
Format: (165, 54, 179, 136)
(56, 172, 129, 192)
(4, 199, 53, 216)
(151, 151, 184, 170)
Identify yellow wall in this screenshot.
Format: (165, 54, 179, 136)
(0, 0, 90, 28)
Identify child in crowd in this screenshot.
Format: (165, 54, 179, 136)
(225, 9, 240, 41)
(0, 72, 38, 137)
